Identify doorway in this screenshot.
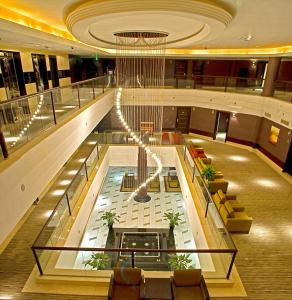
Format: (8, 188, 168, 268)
(32, 54, 49, 91)
(49, 55, 59, 88)
(283, 141, 292, 175)
(0, 52, 20, 99)
(214, 111, 230, 142)
(175, 107, 191, 133)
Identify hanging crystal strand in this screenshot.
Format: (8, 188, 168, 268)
(115, 32, 166, 202)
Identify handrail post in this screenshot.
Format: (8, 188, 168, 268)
(131, 251, 135, 268)
(84, 162, 89, 181)
(192, 165, 195, 182)
(205, 200, 209, 217)
(32, 247, 43, 275)
(92, 80, 96, 99)
(77, 86, 81, 108)
(226, 251, 237, 279)
(65, 193, 72, 216)
(50, 91, 57, 125)
(224, 76, 228, 92)
(0, 127, 8, 159)
(97, 142, 99, 160)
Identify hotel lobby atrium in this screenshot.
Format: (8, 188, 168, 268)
(0, 1, 291, 300)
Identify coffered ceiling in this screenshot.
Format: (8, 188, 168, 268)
(0, 0, 291, 57)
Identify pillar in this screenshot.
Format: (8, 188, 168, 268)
(0, 129, 8, 159)
(187, 60, 193, 79)
(262, 57, 281, 97)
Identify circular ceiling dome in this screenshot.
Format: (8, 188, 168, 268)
(65, 0, 233, 48)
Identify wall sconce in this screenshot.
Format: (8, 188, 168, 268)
(232, 112, 237, 118)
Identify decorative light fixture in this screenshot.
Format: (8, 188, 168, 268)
(115, 31, 166, 202)
(11, 94, 45, 148)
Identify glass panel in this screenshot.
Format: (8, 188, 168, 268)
(66, 164, 87, 209)
(86, 146, 98, 177)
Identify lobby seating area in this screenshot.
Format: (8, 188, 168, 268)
(108, 267, 209, 300)
(187, 141, 229, 194)
(186, 141, 253, 233)
(212, 190, 253, 233)
(171, 269, 210, 300)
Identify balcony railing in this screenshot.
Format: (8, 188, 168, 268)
(0, 75, 112, 159)
(1, 74, 290, 159)
(31, 137, 237, 280)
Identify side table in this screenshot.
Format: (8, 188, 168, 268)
(145, 278, 172, 300)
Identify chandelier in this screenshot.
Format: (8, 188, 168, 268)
(115, 31, 167, 202)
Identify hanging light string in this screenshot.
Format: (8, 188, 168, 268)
(116, 32, 166, 201)
(116, 87, 162, 201)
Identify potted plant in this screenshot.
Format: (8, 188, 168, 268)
(202, 165, 216, 182)
(101, 211, 120, 228)
(85, 252, 109, 270)
(163, 211, 182, 229)
(168, 254, 194, 270)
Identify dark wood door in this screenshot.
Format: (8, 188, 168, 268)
(175, 60, 187, 78)
(175, 107, 191, 133)
(283, 140, 292, 175)
(49, 55, 59, 88)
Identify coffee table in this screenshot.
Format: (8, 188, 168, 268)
(145, 278, 172, 300)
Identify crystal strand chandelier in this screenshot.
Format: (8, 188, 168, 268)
(115, 31, 167, 202)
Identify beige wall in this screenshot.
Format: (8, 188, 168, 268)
(227, 113, 261, 145)
(57, 54, 70, 70)
(256, 118, 291, 166)
(20, 51, 34, 72)
(190, 107, 217, 136)
(0, 88, 7, 101)
(59, 77, 71, 87)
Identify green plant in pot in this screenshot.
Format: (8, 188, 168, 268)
(101, 211, 120, 228)
(202, 165, 216, 182)
(163, 211, 182, 229)
(85, 252, 109, 270)
(168, 254, 195, 270)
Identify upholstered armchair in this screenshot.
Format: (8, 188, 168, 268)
(108, 267, 145, 300)
(170, 269, 210, 300)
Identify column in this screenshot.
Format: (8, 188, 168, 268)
(0, 129, 8, 159)
(262, 57, 281, 97)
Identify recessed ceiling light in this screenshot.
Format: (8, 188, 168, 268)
(241, 33, 253, 41)
(59, 180, 71, 186)
(68, 170, 78, 175)
(52, 189, 65, 196)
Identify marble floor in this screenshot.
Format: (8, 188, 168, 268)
(73, 167, 199, 270)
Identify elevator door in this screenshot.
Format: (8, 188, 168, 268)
(0, 52, 20, 99)
(32, 54, 49, 91)
(49, 55, 59, 88)
(175, 107, 191, 133)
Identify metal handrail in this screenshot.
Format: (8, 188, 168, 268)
(183, 140, 237, 250)
(32, 140, 100, 248)
(0, 76, 106, 105)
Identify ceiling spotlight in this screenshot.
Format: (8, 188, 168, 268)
(241, 33, 253, 41)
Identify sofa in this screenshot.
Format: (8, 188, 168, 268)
(170, 269, 210, 300)
(212, 190, 252, 233)
(212, 189, 245, 211)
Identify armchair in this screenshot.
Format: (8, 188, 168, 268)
(108, 267, 145, 300)
(171, 269, 210, 300)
